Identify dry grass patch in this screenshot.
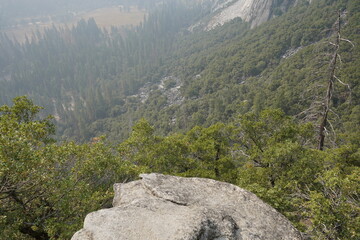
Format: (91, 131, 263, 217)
(3, 6, 146, 43)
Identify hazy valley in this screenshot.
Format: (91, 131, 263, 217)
(0, 0, 359, 239)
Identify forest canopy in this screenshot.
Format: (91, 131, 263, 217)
(0, 97, 359, 239)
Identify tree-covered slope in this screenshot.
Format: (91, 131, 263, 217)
(1, 98, 358, 239)
(0, 0, 359, 144)
(0, 0, 206, 141)
(88, 0, 360, 143)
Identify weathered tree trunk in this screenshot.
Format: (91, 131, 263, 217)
(318, 11, 341, 151)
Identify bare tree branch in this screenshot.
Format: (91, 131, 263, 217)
(340, 38, 354, 48)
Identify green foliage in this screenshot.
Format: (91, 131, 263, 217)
(304, 146, 360, 239)
(118, 119, 193, 174)
(233, 110, 359, 239)
(0, 97, 141, 239)
(118, 120, 237, 182)
(118, 109, 359, 239)
(184, 123, 236, 182)
(1, 97, 359, 239)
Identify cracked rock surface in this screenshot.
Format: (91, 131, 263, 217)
(72, 173, 303, 240)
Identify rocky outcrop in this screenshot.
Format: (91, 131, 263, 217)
(72, 173, 303, 240)
(193, 0, 305, 30)
(130, 76, 184, 106)
(207, 0, 269, 29)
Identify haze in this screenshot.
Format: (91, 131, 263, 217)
(0, 0, 156, 42)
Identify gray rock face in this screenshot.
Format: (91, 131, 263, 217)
(199, 0, 305, 30)
(206, 0, 271, 29)
(72, 173, 303, 240)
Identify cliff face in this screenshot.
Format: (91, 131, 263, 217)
(197, 0, 302, 30)
(72, 174, 303, 240)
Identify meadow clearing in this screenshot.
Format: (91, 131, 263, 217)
(3, 6, 146, 43)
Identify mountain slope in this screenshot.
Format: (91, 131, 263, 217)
(0, 0, 359, 143)
(201, 0, 301, 29)
(88, 0, 359, 142)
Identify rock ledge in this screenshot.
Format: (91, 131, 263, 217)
(72, 173, 303, 240)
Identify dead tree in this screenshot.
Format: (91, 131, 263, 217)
(318, 10, 353, 150)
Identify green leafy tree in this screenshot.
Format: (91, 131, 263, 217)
(185, 123, 236, 182)
(0, 96, 55, 239)
(232, 109, 359, 239)
(118, 119, 194, 173)
(0, 97, 140, 239)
